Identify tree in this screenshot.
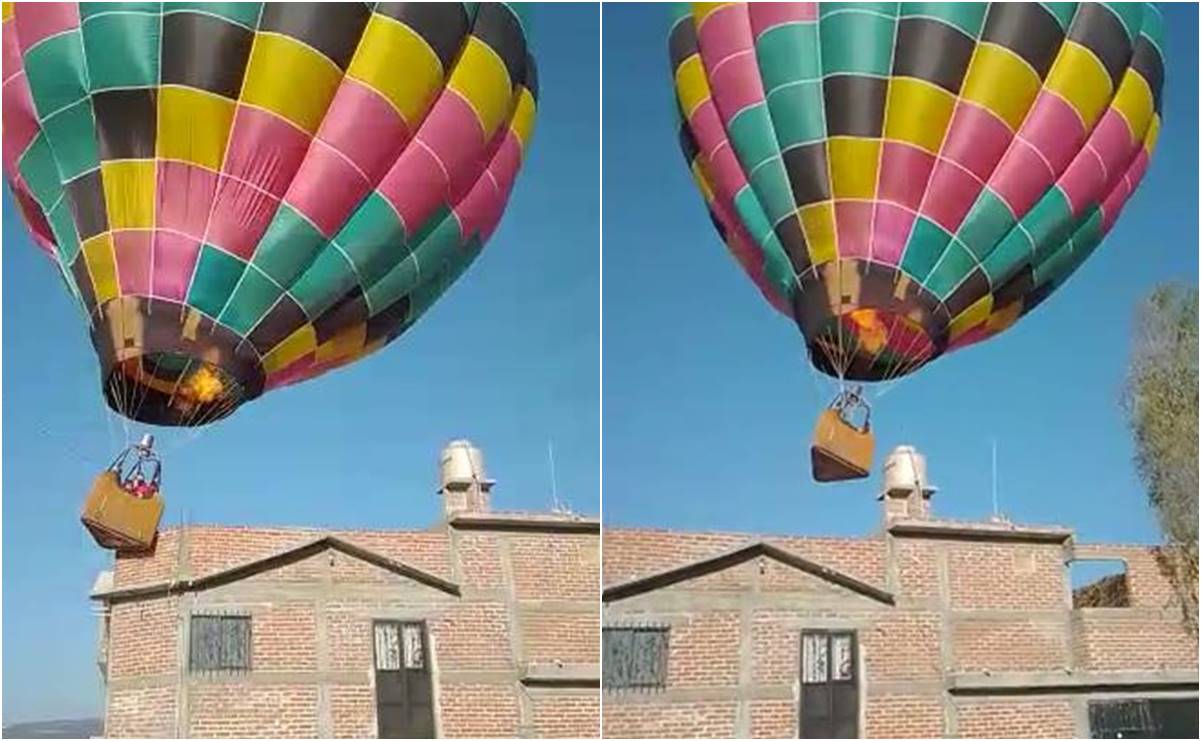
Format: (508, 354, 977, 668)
(1122, 283, 1198, 636)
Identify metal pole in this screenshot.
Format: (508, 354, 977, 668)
(991, 439, 999, 518)
(548, 440, 562, 512)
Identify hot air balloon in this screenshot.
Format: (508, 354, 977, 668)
(3, 2, 537, 429)
(669, 2, 1163, 481)
(4, 2, 537, 551)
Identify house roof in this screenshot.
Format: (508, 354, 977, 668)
(92, 536, 461, 603)
(602, 540, 894, 605)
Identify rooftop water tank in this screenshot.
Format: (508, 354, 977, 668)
(439, 439, 489, 490)
(882, 445, 936, 495)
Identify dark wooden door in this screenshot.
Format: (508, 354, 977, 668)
(374, 621, 435, 738)
(799, 630, 858, 739)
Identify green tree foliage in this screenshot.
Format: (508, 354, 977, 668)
(1123, 283, 1198, 635)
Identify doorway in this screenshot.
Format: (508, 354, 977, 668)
(373, 621, 436, 738)
(799, 630, 859, 739)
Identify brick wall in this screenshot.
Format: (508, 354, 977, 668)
(748, 699, 795, 738)
(114, 525, 454, 588)
(602, 701, 738, 738)
(104, 687, 175, 738)
(1069, 543, 1198, 674)
(98, 515, 1193, 738)
(521, 610, 600, 664)
(107, 598, 178, 680)
(601, 528, 884, 588)
(252, 602, 319, 672)
(955, 699, 1076, 738)
(945, 541, 1066, 611)
(101, 519, 599, 738)
(603, 522, 1198, 739)
(529, 693, 601, 738)
(863, 695, 944, 738)
(509, 533, 600, 601)
(437, 683, 521, 737)
(952, 618, 1069, 672)
(1071, 609, 1198, 671)
(186, 685, 319, 738)
(329, 685, 375, 738)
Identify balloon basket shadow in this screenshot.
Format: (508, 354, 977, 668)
(810, 408, 874, 483)
(81, 471, 164, 552)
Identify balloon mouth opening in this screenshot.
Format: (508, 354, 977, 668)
(102, 353, 248, 427)
(90, 296, 266, 426)
(807, 309, 940, 382)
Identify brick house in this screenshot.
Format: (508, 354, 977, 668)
(601, 449, 1198, 739)
(91, 442, 599, 738)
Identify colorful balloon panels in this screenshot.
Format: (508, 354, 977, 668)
(671, 2, 1163, 381)
(3, 3, 537, 425)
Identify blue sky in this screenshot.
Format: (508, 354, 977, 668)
(602, 3, 1198, 546)
(1, 5, 598, 723)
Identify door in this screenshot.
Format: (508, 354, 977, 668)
(373, 621, 435, 738)
(799, 630, 858, 739)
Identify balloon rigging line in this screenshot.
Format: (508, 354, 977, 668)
(863, 319, 905, 398)
(128, 353, 165, 426)
(166, 355, 199, 417)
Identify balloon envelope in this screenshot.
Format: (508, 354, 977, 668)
(3, 2, 537, 425)
(671, 2, 1163, 381)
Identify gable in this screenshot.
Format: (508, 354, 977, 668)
(603, 541, 893, 606)
(215, 546, 456, 598)
(95, 537, 460, 604)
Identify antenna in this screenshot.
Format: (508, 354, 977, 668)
(547, 440, 564, 513)
(991, 438, 1000, 519)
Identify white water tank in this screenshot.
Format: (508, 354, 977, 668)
(440, 439, 487, 490)
(882, 445, 935, 494)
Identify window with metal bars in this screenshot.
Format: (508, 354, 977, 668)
(189, 614, 251, 673)
(373, 621, 426, 671)
(602, 626, 668, 690)
(1089, 698, 1200, 739)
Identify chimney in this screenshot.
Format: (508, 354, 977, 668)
(879, 445, 936, 524)
(438, 439, 494, 519)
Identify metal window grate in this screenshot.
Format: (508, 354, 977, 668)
(802, 630, 855, 683)
(603, 626, 669, 690)
(374, 622, 425, 671)
(1084, 699, 1201, 739)
(189, 614, 251, 673)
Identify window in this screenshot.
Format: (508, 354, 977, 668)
(1070, 559, 1130, 608)
(802, 631, 855, 683)
(1089, 698, 1199, 738)
(374, 621, 425, 671)
(189, 615, 251, 673)
(602, 626, 668, 690)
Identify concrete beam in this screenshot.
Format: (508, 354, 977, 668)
(602, 684, 795, 705)
(521, 662, 599, 686)
(449, 514, 600, 534)
(889, 520, 1072, 544)
(948, 669, 1200, 695)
